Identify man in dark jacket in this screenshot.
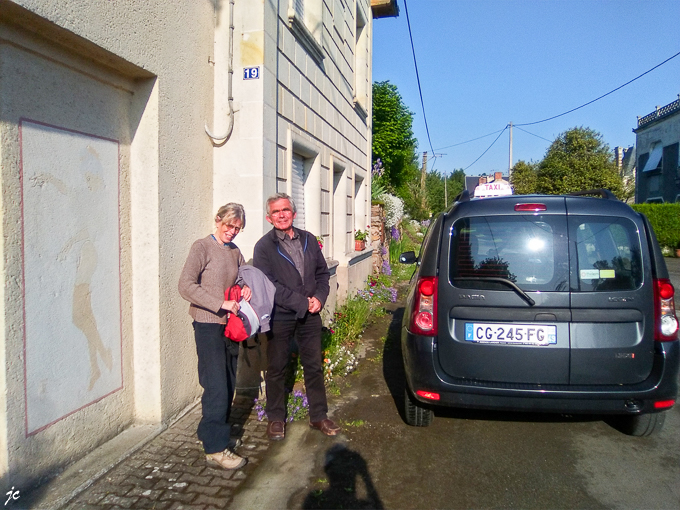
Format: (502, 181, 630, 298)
(253, 193, 340, 440)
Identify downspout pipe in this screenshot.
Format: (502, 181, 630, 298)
(205, 0, 235, 146)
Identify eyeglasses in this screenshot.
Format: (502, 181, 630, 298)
(223, 224, 241, 233)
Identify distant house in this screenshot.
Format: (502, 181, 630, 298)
(465, 172, 512, 198)
(634, 95, 680, 203)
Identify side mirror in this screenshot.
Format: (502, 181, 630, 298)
(399, 251, 417, 264)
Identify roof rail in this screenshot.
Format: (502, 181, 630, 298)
(568, 189, 618, 201)
(454, 189, 470, 203)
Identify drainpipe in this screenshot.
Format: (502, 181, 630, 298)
(205, 0, 235, 146)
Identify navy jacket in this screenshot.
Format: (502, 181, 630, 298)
(253, 227, 330, 321)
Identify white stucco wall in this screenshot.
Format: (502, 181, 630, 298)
(0, 0, 376, 489)
(0, 0, 215, 485)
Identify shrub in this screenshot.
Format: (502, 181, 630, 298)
(379, 193, 405, 228)
(630, 203, 680, 250)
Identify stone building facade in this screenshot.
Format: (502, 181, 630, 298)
(0, 0, 394, 488)
(634, 95, 680, 203)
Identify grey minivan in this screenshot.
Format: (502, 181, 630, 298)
(400, 190, 679, 435)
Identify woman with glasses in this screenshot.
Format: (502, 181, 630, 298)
(178, 203, 251, 470)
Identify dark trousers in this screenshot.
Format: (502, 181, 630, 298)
(265, 314, 328, 422)
(193, 321, 239, 454)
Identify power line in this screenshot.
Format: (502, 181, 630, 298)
(514, 125, 552, 143)
(516, 50, 680, 127)
(434, 128, 507, 151)
(464, 125, 508, 171)
(432, 49, 680, 168)
(403, 0, 435, 157)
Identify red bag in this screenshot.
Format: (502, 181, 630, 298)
(224, 285, 250, 342)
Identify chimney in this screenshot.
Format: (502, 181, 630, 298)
(494, 172, 502, 182)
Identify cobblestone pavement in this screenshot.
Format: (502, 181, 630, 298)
(65, 395, 269, 510)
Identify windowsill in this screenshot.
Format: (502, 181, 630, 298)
(288, 11, 324, 66)
(348, 247, 375, 266)
(353, 97, 368, 120)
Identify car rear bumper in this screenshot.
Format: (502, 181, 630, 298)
(402, 330, 680, 415)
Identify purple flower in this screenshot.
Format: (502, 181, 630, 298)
(382, 260, 392, 276)
(372, 159, 384, 178)
(421, 219, 431, 228)
(380, 245, 388, 256)
(390, 226, 400, 240)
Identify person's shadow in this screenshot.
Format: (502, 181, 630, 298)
(303, 444, 383, 509)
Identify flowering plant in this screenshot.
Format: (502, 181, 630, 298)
(355, 228, 369, 241)
(253, 390, 309, 422)
(316, 235, 323, 250)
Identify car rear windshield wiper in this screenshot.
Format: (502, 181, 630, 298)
(453, 277, 536, 306)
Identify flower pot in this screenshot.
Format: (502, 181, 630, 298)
(355, 239, 366, 251)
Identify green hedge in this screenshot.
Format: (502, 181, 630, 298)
(630, 203, 680, 249)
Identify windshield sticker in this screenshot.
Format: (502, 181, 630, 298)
(580, 269, 615, 280)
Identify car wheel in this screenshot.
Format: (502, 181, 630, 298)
(617, 412, 666, 437)
(404, 389, 433, 427)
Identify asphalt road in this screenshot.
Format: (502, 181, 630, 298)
(233, 278, 680, 509)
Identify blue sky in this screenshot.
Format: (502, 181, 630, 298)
(372, 0, 680, 176)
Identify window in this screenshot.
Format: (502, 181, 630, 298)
(332, 160, 351, 254)
(286, 132, 321, 235)
(450, 216, 569, 292)
(570, 217, 642, 292)
(353, 4, 369, 115)
(291, 153, 306, 229)
(288, 0, 324, 64)
(642, 142, 663, 172)
(353, 168, 367, 234)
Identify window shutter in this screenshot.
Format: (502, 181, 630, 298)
(291, 154, 305, 229)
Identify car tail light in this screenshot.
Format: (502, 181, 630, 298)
(514, 203, 547, 212)
(654, 279, 678, 342)
(653, 399, 675, 409)
(409, 276, 438, 336)
(416, 390, 440, 401)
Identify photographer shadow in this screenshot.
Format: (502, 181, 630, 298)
(303, 444, 383, 509)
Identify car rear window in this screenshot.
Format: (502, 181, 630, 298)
(449, 216, 569, 292)
(569, 216, 643, 292)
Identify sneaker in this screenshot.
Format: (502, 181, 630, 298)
(205, 449, 247, 470)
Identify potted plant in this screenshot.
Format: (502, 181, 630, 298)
(354, 229, 368, 251)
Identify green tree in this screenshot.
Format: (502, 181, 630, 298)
(372, 81, 420, 205)
(422, 169, 465, 217)
(510, 160, 539, 195)
(535, 127, 623, 197)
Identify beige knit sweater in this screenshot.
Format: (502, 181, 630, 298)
(178, 235, 245, 324)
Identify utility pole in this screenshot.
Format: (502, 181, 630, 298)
(421, 151, 427, 208)
(508, 121, 513, 179)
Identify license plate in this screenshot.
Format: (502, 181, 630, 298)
(465, 323, 557, 345)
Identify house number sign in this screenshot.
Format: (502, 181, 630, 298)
(243, 67, 260, 80)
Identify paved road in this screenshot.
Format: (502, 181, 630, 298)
(237, 298, 680, 510)
(24, 259, 680, 509)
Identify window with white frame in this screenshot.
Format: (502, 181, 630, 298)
(288, 0, 324, 64)
(354, 169, 367, 235)
(291, 153, 306, 229)
(289, 134, 321, 236)
(332, 161, 350, 255)
(353, 3, 369, 115)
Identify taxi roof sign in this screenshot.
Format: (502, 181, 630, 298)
(473, 181, 513, 198)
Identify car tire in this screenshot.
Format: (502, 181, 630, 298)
(404, 389, 433, 427)
(617, 412, 666, 437)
